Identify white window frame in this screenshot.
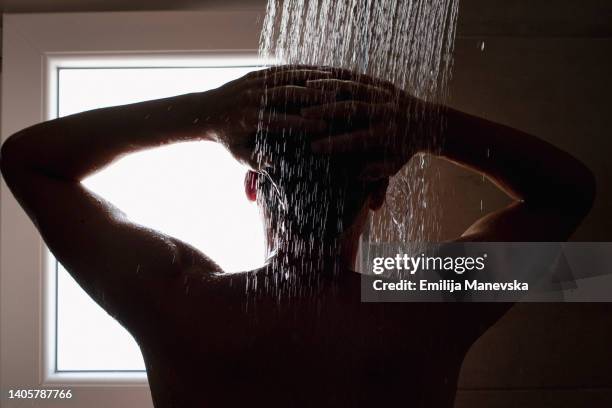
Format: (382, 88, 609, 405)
(1, 11, 263, 406)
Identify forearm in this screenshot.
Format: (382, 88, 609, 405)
(1, 91, 214, 181)
(438, 108, 595, 214)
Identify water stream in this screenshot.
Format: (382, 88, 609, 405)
(255, 0, 460, 287)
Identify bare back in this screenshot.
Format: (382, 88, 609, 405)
(136, 264, 509, 408)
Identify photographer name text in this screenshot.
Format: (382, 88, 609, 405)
(371, 254, 528, 293)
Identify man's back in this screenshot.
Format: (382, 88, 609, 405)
(138, 266, 503, 408)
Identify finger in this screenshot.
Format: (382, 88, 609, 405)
(313, 68, 398, 90)
(251, 85, 336, 106)
(302, 101, 394, 121)
(243, 64, 331, 80)
(266, 69, 334, 86)
(311, 126, 391, 154)
(244, 69, 335, 89)
(306, 79, 393, 101)
(262, 113, 328, 135)
(238, 65, 397, 91)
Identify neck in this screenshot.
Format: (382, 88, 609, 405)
(265, 229, 361, 273)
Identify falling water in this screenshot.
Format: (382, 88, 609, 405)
(253, 0, 460, 294)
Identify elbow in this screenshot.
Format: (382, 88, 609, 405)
(0, 131, 31, 186)
(0, 134, 20, 182)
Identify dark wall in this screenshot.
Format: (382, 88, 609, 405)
(445, 2, 612, 406)
(1, 1, 610, 406)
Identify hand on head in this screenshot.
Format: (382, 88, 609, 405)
(213, 64, 425, 182)
(302, 76, 427, 182)
(209, 65, 337, 169)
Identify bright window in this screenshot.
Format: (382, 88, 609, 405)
(55, 65, 266, 371)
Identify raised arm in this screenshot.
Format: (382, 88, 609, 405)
(440, 108, 595, 241)
(303, 78, 596, 242)
(0, 66, 333, 332)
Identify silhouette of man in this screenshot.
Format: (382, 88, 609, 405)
(1, 65, 594, 407)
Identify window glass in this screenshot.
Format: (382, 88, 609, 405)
(56, 65, 265, 371)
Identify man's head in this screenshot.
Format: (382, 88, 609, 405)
(244, 133, 388, 248)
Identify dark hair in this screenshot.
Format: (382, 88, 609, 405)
(254, 131, 370, 243)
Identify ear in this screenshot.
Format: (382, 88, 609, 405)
(245, 170, 258, 202)
(368, 178, 389, 210)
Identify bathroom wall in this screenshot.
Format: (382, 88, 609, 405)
(1, 1, 611, 407)
(446, 2, 612, 406)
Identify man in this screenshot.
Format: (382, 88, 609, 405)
(1, 65, 594, 407)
